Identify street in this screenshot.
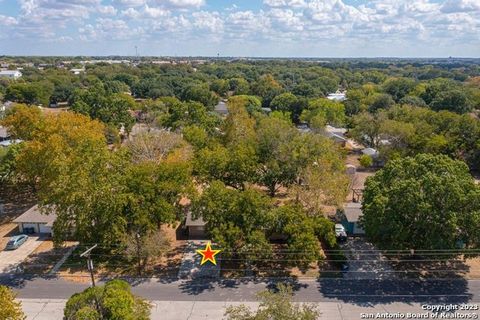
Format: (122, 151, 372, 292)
(1, 275, 479, 303)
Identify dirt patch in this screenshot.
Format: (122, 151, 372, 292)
(0, 183, 36, 224)
(22, 240, 77, 274)
(58, 224, 187, 283)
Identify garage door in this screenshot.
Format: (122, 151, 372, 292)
(21, 223, 38, 233)
(39, 224, 52, 234)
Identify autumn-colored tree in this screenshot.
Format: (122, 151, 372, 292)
(0, 285, 25, 320)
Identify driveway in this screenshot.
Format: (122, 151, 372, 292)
(0, 236, 44, 273)
(341, 237, 397, 280)
(178, 240, 220, 280)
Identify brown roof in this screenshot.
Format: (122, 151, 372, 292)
(0, 126, 8, 139)
(13, 205, 57, 225)
(344, 202, 363, 222)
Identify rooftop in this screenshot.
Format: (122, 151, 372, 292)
(185, 211, 206, 227)
(344, 202, 363, 222)
(0, 126, 8, 138)
(13, 205, 57, 226)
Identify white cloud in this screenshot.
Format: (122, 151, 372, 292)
(441, 0, 480, 13)
(97, 5, 118, 15)
(144, 5, 170, 18)
(0, 15, 18, 26)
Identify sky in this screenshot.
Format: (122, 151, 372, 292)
(0, 0, 479, 57)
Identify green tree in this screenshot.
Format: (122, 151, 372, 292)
(64, 280, 150, 320)
(193, 181, 273, 259)
(181, 84, 219, 108)
(252, 74, 283, 108)
(270, 93, 305, 122)
(229, 78, 250, 95)
(431, 89, 471, 114)
(301, 98, 345, 127)
(0, 285, 25, 320)
(256, 116, 298, 196)
(359, 154, 373, 168)
(382, 77, 416, 102)
(349, 112, 384, 148)
(362, 154, 480, 250)
(225, 284, 318, 320)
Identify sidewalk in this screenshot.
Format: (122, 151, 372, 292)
(19, 299, 466, 320)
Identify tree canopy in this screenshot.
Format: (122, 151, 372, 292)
(362, 154, 480, 251)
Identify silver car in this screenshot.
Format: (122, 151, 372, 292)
(5, 234, 28, 250)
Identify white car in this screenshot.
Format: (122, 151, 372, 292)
(335, 224, 347, 241)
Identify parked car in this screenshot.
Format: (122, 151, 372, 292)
(5, 234, 28, 250)
(335, 224, 347, 242)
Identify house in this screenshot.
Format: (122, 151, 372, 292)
(214, 100, 228, 116)
(326, 91, 346, 101)
(361, 147, 379, 158)
(339, 202, 365, 235)
(0, 139, 22, 147)
(0, 70, 22, 79)
(70, 68, 85, 75)
(185, 211, 206, 239)
(325, 125, 348, 147)
(13, 205, 57, 236)
(0, 126, 9, 142)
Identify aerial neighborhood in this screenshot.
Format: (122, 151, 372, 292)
(1, 55, 480, 319)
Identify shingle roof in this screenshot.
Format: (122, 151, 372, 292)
(0, 126, 8, 139)
(344, 202, 363, 222)
(13, 205, 57, 225)
(185, 211, 205, 227)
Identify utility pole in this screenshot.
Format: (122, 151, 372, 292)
(80, 244, 98, 287)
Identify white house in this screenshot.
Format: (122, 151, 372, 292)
(13, 205, 57, 236)
(0, 70, 22, 79)
(326, 91, 346, 101)
(70, 68, 85, 75)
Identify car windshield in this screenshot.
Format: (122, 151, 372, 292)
(7, 240, 15, 245)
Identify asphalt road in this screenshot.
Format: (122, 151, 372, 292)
(1, 275, 479, 304)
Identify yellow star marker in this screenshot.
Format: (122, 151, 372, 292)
(196, 242, 221, 265)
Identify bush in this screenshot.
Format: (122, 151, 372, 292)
(359, 154, 373, 168)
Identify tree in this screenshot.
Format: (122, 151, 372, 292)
(193, 181, 273, 260)
(124, 229, 171, 274)
(64, 280, 150, 320)
(255, 116, 299, 196)
(181, 84, 219, 108)
(301, 98, 345, 128)
(0, 285, 25, 320)
(382, 77, 416, 102)
(368, 93, 395, 113)
(252, 74, 283, 108)
(270, 93, 305, 122)
(229, 78, 250, 95)
(126, 131, 186, 164)
(71, 86, 135, 133)
(228, 95, 262, 115)
(349, 112, 384, 148)
(359, 154, 373, 168)
(225, 284, 318, 320)
(431, 89, 471, 114)
(362, 154, 480, 251)
(1, 104, 42, 140)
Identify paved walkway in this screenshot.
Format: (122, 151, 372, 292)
(342, 238, 397, 280)
(178, 240, 220, 280)
(19, 299, 480, 320)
